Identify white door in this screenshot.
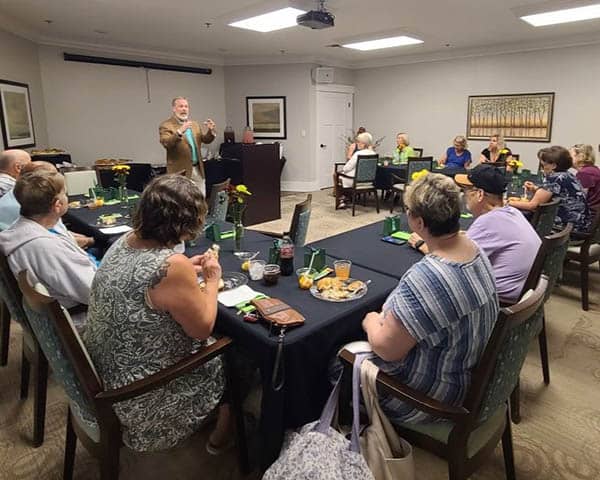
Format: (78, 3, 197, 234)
(316, 91, 353, 189)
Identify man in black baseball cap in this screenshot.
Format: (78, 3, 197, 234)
(454, 164, 507, 196)
(409, 164, 540, 304)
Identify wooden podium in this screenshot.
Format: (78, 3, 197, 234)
(218, 143, 281, 226)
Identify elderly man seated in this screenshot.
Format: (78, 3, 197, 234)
(0, 167, 97, 310)
(0, 149, 31, 198)
(410, 165, 541, 304)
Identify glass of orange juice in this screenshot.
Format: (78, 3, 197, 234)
(334, 260, 352, 280)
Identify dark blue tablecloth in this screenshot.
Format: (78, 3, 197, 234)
(375, 165, 467, 190)
(308, 215, 474, 280)
(187, 228, 398, 468)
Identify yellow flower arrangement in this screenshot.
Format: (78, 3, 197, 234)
(411, 169, 429, 182)
(112, 164, 131, 189)
(507, 159, 524, 169)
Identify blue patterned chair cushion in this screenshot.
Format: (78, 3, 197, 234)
(478, 308, 543, 422)
(210, 190, 229, 223)
(292, 210, 311, 247)
(22, 289, 99, 438)
(355, 158, 378, 183)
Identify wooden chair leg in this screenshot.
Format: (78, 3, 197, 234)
(374, 190, 380, 213)
(581, 262, 589, 311)
(100, 440, 121, 480)
(32, 354, 49, 447)
(510, 380, 521, 424)
(389, 192, 396, 214)
(538, 312, 550, 385)
(20, 346, 30, 400)
(501, 408, 517, 480)
(225, 350, 250, 474)
(0, 301, 9, 366)
(352, 192, 357, 217)
(63, 408, 77, 480)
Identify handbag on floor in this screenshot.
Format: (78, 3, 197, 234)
(360, 358, 415, 480)
(262, 353, 375, 480)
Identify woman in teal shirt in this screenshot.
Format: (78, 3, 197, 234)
(392, 132, 415, 165)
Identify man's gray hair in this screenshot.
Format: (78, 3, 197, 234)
(171, 96, 188, 106)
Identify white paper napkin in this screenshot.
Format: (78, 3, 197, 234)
(218, 285, 263, 307)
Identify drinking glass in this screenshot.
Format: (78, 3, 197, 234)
(334, 260, 352, 280)
(249, 260, 266, 281)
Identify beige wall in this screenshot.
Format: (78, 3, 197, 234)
(0, 28, 48, 150)
(224, 63, 316, 189)
(38, 46, 226, 166)
(354, 43, 600, 170)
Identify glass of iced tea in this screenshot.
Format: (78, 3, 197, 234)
(334, 260, 352, 280)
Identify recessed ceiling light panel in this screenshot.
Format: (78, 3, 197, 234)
(342, 35, 423, 51)
(521, 3, 600, 26)
(228, 7, 306, 33)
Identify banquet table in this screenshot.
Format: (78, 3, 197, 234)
(307, 215, 474, 280)
(186, 228, 399, 468)
(63, 210, 401, 468)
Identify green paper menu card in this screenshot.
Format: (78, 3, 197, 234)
(391, 231, 411, 240)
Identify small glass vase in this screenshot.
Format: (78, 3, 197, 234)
(233, 220, 244, 252)
(118, 185, 129, 209)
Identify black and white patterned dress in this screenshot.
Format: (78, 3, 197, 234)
(83, 235, 224, 452)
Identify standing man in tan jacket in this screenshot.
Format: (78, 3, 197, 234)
(159, 96, 216, 196)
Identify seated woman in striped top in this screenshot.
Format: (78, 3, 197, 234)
(357, 173, 498, 424)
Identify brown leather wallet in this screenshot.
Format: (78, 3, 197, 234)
(251, 298, 305, 328)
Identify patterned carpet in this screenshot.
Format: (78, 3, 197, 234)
(1, 189, 599, 479)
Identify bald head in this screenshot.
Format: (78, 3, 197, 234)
(0, 149, 32, 178)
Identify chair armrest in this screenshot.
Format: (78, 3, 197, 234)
(335, 163, 346, 172)
(337, 173, 354, 180)
(339, 349, 469, 421)
(96, 336, 232, 404)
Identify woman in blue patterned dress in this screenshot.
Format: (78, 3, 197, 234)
(510, 146, 592, 234)
(84, 175, 232, 452)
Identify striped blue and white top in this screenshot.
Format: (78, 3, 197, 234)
(376, 252, 498, 424)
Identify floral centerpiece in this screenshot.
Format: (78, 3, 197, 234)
(411, 169, 429, 182)
(228, 184, 252, 251)
(112, 164, 131, 206)
(507, 158, 524, 174)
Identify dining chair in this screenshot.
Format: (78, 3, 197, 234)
(510, 223, 572, 423)
(207, 178, 230, 223)
(530, 198, 560, 238)
(339, 275, 548, 480)
(17, 272, 250, 480)
(412, 148, 424, 158)
(565, 209, 600, 310)
(0, 254, 49, 447)
(254, 194, 312, 247)
(390, 157, 433, 213)
(64, 170, 99, 196)
(336, 155, 380, 216)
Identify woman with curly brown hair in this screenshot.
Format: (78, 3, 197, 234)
(84, 174, 233, 454)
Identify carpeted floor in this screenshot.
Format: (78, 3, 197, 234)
(1, 189, 599, 479)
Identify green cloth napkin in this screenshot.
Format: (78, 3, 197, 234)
(461, 213, 473, 219)
(391, 231, 411, 240)
(104, 199, 121, 205)
(127, 194, 140, 200)
(220, 230, 234, 239)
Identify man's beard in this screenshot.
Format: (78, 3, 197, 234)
(175, 113, 188, 122)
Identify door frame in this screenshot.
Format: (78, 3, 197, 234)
(314, 84, 355, 190)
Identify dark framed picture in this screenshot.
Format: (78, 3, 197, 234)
(246, 96, 287, 139)
(467, 92, 554, 142)
(0, 79, 36, 148)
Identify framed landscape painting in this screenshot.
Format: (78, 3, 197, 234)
(246, 96, 287, 139)
(467, 92, 554, 142)
(0, 80, 36, 148)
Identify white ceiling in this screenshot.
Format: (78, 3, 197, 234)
(2, 0, 600, 68)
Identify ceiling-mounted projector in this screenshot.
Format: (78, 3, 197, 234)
(297, 0, 334, 29)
